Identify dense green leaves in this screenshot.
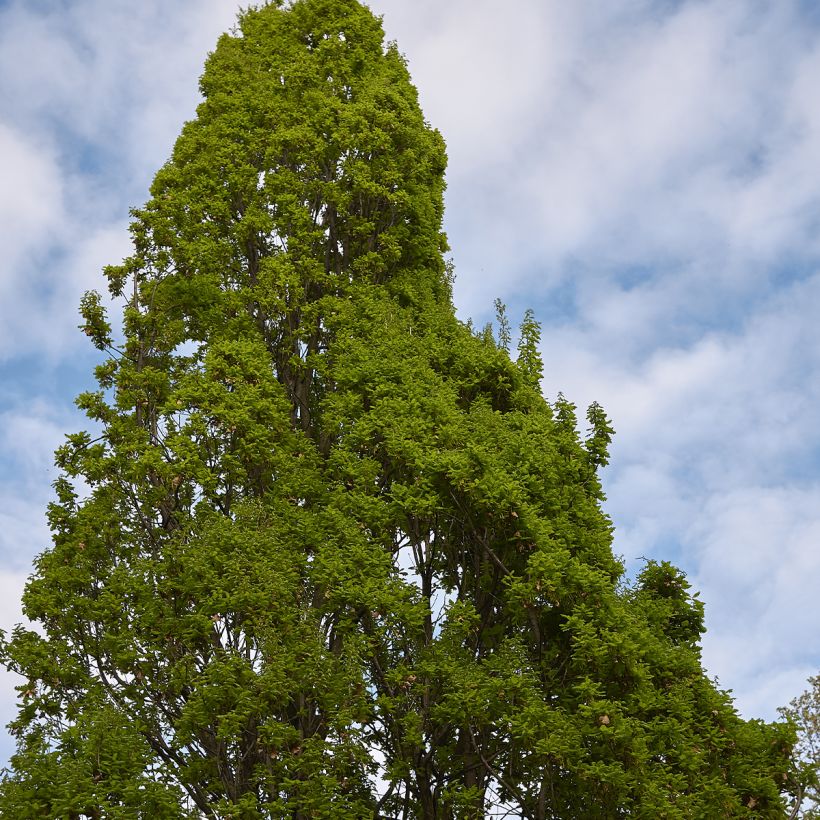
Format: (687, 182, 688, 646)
(0, 0, 795, 817)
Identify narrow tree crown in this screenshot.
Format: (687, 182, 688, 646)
(0, 1, 797, 818)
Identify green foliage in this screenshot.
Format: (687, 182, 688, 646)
(494, 298, 511, 352)
(516, 308, 543, 389)
(78, 290, 112, 351)
(0, 0, 794, 817)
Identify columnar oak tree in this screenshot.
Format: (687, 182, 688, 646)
(0, 1, 797, 817)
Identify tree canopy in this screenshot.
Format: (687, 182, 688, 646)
(0, 0, 798, 817)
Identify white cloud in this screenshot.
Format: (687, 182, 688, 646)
(693, 485, 820, 718)
(377, 1, 574, 170)
(0, 218, 133, 361)
(0, 0, 238, 148)
(0, 401, 67, 479)
(0, 0, 241, 361)
(368, 0, 820, 325)
(0, 124, 64, 272)
(0, 570, 30, 646)
(518, 1, 819, 274)
(0, 568, 30, 761)
(0, 400, 84, 760)
(0, 401, 72, 571)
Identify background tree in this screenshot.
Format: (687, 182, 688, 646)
(780, 675, 820, 818)
(0, 0, 797, 817)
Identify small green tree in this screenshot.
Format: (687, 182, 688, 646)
(0, 1, 796, 817)
(780, 675, 820, 818)
(516, 308, 543, 389)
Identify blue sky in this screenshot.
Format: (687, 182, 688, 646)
(2, 0, 820, 767)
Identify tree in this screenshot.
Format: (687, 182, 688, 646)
(0, 0, 796, 817)
(780, 675, 820, 818)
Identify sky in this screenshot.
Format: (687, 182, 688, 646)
(1, 0, 819, 768)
